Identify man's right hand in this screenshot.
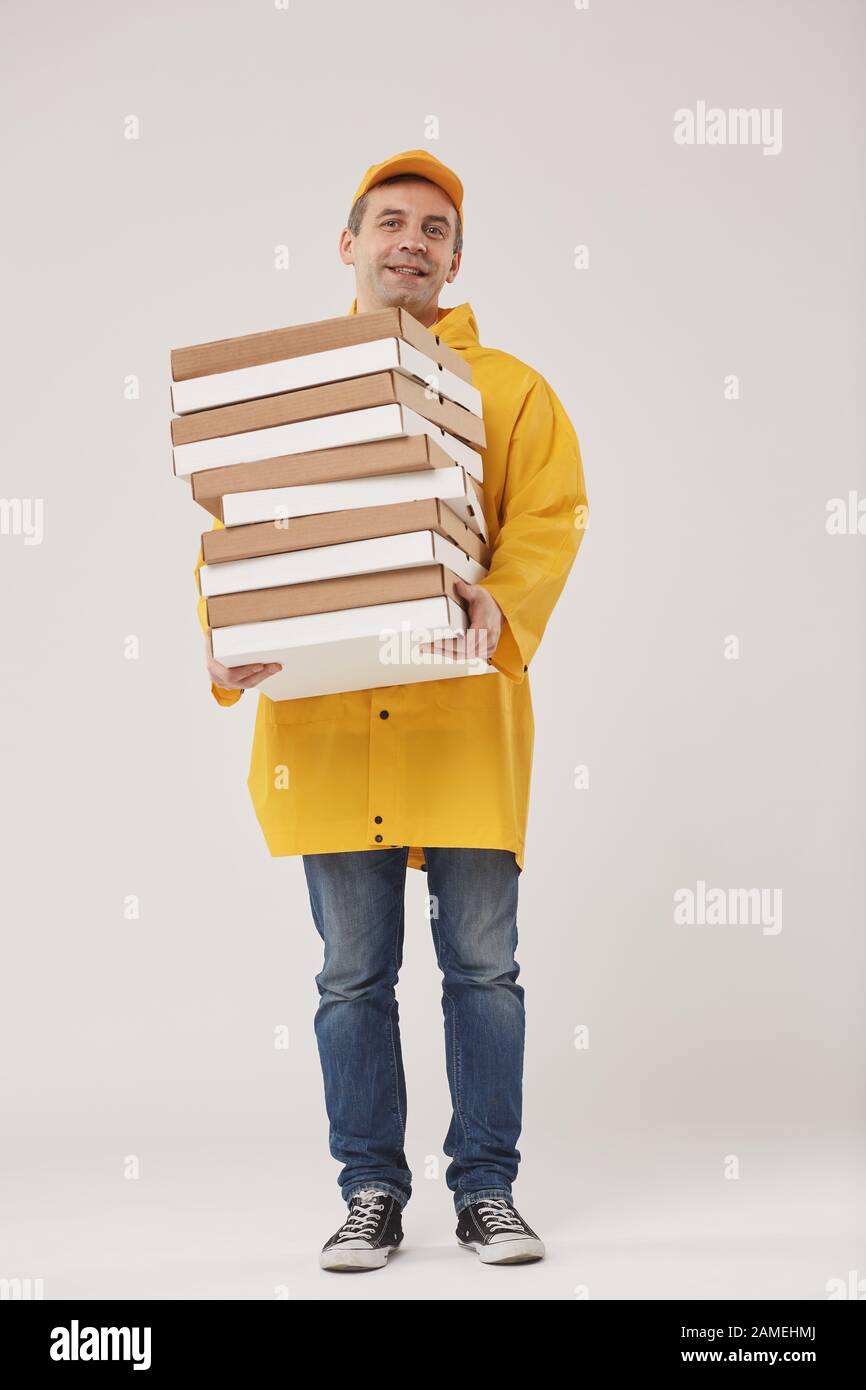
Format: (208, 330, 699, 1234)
(205, 630, 283, 690)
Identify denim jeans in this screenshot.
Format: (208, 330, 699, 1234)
(302, 845, 525, 1215)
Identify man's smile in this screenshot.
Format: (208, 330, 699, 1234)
(385, 263, 427, 279)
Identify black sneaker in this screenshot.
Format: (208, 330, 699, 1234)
(319, 1188, 404, 1271)
(456, 1197, 545, 1264)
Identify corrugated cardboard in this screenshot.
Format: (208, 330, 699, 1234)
(171, 306, 472, 384)
(206, 560, 468, 628)
(201, 496, 491, 566)
(210, 594, 497, 701)
(172, 336, 481, 417)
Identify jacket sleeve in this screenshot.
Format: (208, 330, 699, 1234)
(475, 374, 589, 682)
(194, 517, 245, 708)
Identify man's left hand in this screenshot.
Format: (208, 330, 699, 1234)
(417, 578, 502, 664)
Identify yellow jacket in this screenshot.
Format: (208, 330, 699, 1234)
(193, 300, 588, 872)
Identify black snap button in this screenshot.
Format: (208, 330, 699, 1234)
(379, 709, 389, 719)
(524, 664, 528, 671)
(374, 815, 382, 824)
(374, 834, 383, 842)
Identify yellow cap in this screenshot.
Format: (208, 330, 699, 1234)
(351, 149, 464, 233)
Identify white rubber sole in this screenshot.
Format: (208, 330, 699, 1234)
(458, 1236, 546, 1264)
(319, 1243, 399, 1271)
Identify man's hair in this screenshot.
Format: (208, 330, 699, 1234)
(347, 173, 463, 255)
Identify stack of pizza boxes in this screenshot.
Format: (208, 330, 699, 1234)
(170, 309, 495, 700)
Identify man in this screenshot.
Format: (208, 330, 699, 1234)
(194, 150, 589, 1271)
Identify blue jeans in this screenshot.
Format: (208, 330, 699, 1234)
(302, 846, 525, 1215)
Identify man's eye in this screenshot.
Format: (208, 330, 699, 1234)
(380, 220, 443, 236)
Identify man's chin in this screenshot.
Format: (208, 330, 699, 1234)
(377, 272, 431, 304)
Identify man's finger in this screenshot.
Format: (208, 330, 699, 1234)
(235, 663, 283, 686)
(213, 663, 265, 680)
(418, 640, 463, 660)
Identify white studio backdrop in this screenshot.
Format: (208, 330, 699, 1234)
(0, 0, 863, 1300)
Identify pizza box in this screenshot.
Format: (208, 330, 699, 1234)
(172, 335, 481, 417)
(171, 370, 484, 477)
(210, 595, 497, 701)
(206, 559, 470, 628)
(221, 463, 487, 541)
(201, 495, 490, 566)
(171, 306, 472, 385)
(189, 430, 482, 519)
(200, 527, 487, 599)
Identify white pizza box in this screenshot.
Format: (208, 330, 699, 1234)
(172, 403, 482, 483)
(200, 528, 488, 598)
(211, 595, 498, 701)
(172, 337, 482, 417)
(222, 464, 488, 542)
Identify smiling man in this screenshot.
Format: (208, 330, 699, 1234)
(195, 149, 589, 1272)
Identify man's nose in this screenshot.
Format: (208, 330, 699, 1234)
(398, 228, 427, 252)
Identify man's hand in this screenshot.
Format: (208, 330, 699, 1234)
(417, 578, 502, 664)
(205, 629, 283, 690)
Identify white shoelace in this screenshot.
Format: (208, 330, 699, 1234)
(476, 1199, 526, 1233)
(336, 1190, 384, 1243)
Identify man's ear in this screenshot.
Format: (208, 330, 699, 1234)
(338, 228, 356, 267)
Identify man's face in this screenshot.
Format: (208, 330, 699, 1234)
(340, 178, 460, 320)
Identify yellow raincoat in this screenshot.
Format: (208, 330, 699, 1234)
(193, 301, 588, 872)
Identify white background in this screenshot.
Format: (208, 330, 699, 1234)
(1, 0, 863, 1299)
